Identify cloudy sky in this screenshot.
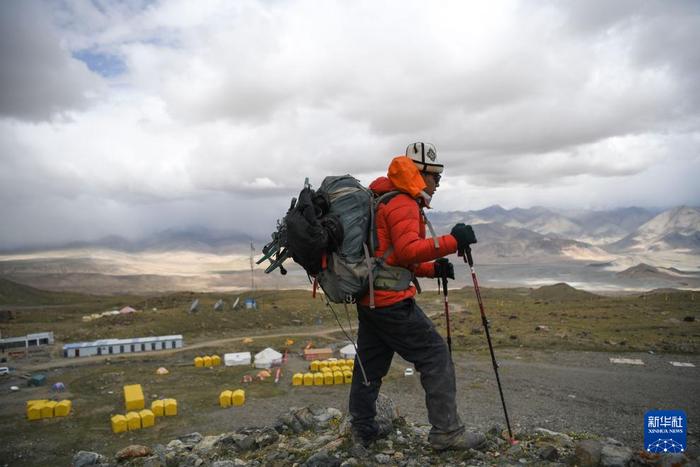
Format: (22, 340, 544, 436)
(1, 0, 699, 250)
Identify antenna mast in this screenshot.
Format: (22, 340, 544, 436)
(250, 241, 255, 291)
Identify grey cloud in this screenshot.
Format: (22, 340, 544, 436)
(0, 2, 102, 121)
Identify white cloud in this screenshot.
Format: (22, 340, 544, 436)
(0, 0, 698, 248)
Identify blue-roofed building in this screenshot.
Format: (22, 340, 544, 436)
(62, 335, 183, 358)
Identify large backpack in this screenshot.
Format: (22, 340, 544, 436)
(261, 175, 415, 308)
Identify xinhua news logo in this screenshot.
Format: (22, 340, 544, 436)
(644, 410, 687, 454)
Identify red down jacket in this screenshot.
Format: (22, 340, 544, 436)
(360, 157, 458, 307)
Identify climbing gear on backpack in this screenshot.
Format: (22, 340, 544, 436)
(259, 174, 436, 308)
(461, 239, 518, 446)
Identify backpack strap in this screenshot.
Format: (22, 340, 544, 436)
(421, 208, 440, 249)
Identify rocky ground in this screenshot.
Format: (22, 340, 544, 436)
(72, 396, 698, 467)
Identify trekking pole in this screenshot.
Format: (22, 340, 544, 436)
(440, 270, 453, 355)
(462, 245, 518, 445)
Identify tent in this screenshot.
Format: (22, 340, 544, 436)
(156, 367, 169, 375)
(119, 306, 136, 314)
(214, 299, 224, 311)
(224, 352, 251, 367)
(339, 344, 357, 359)
(254, 347, 283, 369)
(189, 299, 200, 313)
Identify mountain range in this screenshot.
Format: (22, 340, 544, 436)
(0, 205, 698, 293)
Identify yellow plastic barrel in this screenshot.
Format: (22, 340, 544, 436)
(203, 356, 212, 367)
(164, 398, 177, 416)
(292, 373, 303, 386)
(343, 370, 353, 384)
(111, 414, 128, 433)
(126, 411, 141, 430)
(313, 372, 324, 385)
(139, 409, 155, 428)
(41, 401, 57, 418)
(26, 399, 48, 408)
(303, 372, 314, 386)
(211, 355, 222, 366)
(194, 357, 204, 367)
(151, 400, 164, 417)
(27, 402, 44, 421)
(318, 361, 328, 370)
(54, 400, 72, 417)
(219, 390, 233, 407)
(324, 372, 334, 385)
(310, 360, 320, 372)
(334, 371, 344, 384)
(232, 389, 245, 406)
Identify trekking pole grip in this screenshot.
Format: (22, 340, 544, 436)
(461, 246, 474, 267)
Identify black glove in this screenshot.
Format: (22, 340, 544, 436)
(434, 258, 455, 279)
(450, 223, 477, 253)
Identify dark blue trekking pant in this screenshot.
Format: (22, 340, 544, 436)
(349, 298, 464, 444)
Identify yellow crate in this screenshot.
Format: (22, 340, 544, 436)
(123, 384, 145, 411)
(219, 390, 233, 408)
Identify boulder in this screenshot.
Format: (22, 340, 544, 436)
(177, 433, 203, 448)
(193, 435, 221, 456)
(302, 451, 341, 467)
(254, 427, 280, 448)
(575, 440, 603, 467)
(116, 445, 152, 461)
(538, 445, 559, 461)
(276, 407, 316, 433)
(601, 443, 633, 467)
(73, 451, 107, 467)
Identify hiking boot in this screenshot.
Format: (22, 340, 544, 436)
(350, 429, 375, 449)
(431, 431, 487, 451)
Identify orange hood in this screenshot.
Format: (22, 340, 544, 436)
(385, 156, 432, 206)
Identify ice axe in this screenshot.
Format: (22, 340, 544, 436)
(459, 230, 518, 446)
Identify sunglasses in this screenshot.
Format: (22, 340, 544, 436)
(423, 172, 441, 183)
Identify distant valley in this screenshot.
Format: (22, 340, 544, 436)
(1, 205, 698, 294)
